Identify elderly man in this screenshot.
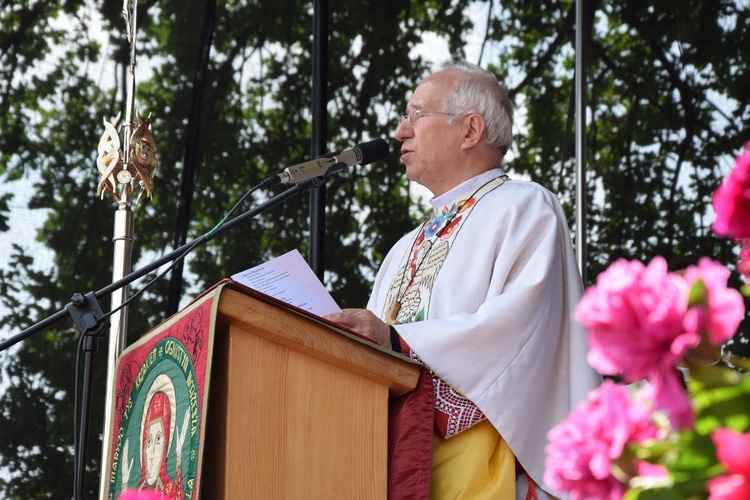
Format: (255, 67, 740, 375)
(326, 60, 600, 499)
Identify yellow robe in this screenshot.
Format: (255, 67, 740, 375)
(431, 420, 516, 499)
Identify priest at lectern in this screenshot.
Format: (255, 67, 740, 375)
(324, 60, 601, 500)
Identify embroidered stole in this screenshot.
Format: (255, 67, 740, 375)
(382, 175, 507, 439)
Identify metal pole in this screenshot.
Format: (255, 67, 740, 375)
(309, 0, 329, 279)
(98, 204, 132, 497)
(575, 0, 588, 283)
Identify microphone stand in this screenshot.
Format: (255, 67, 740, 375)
(0, 177, 320, 499)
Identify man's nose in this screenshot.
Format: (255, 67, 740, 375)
(394, 119, 413, 141)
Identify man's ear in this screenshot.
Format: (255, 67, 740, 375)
(461, 114, 485, 149)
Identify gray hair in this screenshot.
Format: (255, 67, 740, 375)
(433, 60, 514, 157)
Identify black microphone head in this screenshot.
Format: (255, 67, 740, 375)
(355, 138, 389, 166)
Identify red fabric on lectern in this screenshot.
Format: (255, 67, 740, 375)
(388, 367, 434, 499)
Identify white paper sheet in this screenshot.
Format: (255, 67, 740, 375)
(231, 249, 342, 317)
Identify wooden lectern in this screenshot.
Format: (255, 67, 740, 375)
(200, 285, 421, 499)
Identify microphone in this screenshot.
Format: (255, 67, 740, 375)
(262, 138, 389, 186)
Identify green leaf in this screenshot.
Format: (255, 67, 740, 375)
(687, 278, 708, 308)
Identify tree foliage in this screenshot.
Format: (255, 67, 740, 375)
(0, 0, 748, 496)
(485, 0, 750, 359)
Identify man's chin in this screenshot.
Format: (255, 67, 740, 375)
(403, 163, 418, 182)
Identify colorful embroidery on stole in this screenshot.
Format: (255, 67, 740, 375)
(383, 175, 507, 439)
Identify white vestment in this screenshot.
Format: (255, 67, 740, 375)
(367, 168, 602, 493)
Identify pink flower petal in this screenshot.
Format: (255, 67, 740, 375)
(707, 474, 750, 500)
(738, 240, 750, 279)
(712, 428, 750, 476)
(712, 143, 750, 240)
(118, 490, 172, 500)
(683, 258, 745, 346)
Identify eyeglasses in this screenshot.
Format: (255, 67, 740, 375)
(400, 108, 468, 125)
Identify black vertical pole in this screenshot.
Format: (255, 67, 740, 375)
(575, 0, 588, 284)
(309, 0, 329, 279)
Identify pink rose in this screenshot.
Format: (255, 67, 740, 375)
(545, 381, 662, 500)
(682, 258, 745, 346)
(712, 143, 750, 240)
(575, 257, 697, 381)
(575, 257, 703, 428)
(708, 428, 750, 500)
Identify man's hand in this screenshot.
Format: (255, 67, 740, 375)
(324, 308, 392, 348)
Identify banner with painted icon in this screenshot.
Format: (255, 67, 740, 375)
(104, 289, 217, 500)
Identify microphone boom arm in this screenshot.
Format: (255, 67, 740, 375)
(0, 180, 308, 350)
